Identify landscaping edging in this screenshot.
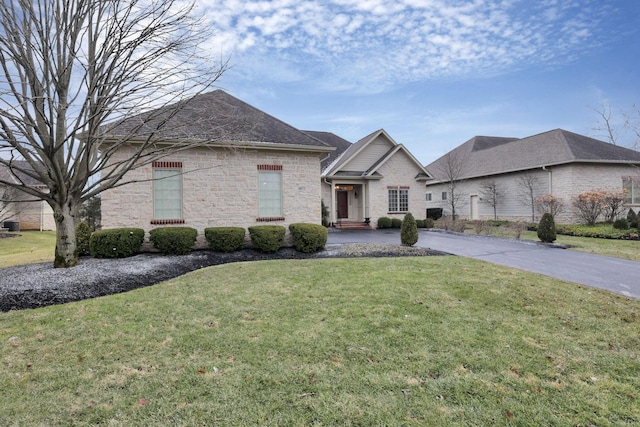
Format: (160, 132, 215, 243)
(0, 244, 447, 312)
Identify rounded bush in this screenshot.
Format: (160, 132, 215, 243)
(149, 227, 197, 255)
(400, 213, 419, 246)
(613, 218, 629, 230)
(248, 225, 286, 253)
(289, 223, 328, 253)
(415, 219, 425, 228)
(90, 228, 145, 258)
(377, 217, 392, 229)
(424, 218, 435, 229)
(205, 227, 246, 252)
(391, 218, 402, 228)
(75, 222, 91, 256)
(537, 213, 556, 243)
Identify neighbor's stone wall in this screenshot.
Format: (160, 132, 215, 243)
(425, 163, 640, 223)
(102, 145, 323, 248)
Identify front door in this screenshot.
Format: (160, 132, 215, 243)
(337, 191, 348, 219)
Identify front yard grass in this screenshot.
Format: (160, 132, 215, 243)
(0, 231, 56, 268)
(1, 257, 638, 426)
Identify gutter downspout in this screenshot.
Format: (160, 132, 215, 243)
(323, 177, 335, 225)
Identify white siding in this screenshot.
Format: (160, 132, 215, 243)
(340, 136, 393, 171)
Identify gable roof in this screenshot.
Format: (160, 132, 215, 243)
(426, 129, 640, 183)
(323, 129, 432, 180)
(304, 131, 352, 170)
(100, 90, 333, 152)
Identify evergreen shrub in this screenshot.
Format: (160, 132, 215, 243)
(377, 217, 392, 229)
(391, 218, 402, 228)
(248, 225, 286, 253)
(204, 227, 246, 252)
(149, 227, 197, 255)
(75, 222, 91, 256)
(537, 213, 556, 243)
(613, 218, 629, 230)
(90, 228, 145, 258)
(400, 213, 419, 246)
(627, 208, 638, 229)
(289, 223, 328, 253)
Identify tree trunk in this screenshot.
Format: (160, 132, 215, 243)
(52, 200, 80, 268)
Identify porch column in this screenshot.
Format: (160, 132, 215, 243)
(330, 181, 336, 225)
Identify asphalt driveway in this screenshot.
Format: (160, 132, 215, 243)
(327, 229, 640, 299)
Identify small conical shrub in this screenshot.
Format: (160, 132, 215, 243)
(627, 208, 638, 229)
(400, 212, 419, 246)
(537, 213, 556, 243)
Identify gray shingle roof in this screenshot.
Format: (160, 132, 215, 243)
(426, 129, 640, 182)
(304, 131, 352, 170)
(0, 161, 43, 187)
(101, 90, 331, 149)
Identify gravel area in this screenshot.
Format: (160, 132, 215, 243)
(0, 243, 447, 312)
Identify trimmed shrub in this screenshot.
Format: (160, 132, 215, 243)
(423, 218, 435, 229)
(415, 219, 425, 228)
(90, 228, 145, 258)
(627, 208, 638, 229)
(248, 225, 286, 253)
(426, 208, 443, 220)
(289, 223, 328, 253)
(149, 227, 197, 255)
(400, 213, 419, 246)
(537, 213, 556, 243)
(75, 222, 91, 256)
(205, 227, 245, 252)
(613, 218, 629, 230)
(391, 218, 402, 228)
(377, 217, 392, 229)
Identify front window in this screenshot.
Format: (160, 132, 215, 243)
(623, 177, 640, 204)
(258, 170, 282, 217)
(388, 187, 409, 212)
(153, 165, 183, 220)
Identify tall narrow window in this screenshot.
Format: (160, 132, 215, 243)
(153, 162, 183, 221)
(388, 186, 409, 212)
(623, 177, 640, 204)
(258, 166, 283, 218)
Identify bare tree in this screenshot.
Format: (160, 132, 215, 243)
(0, 0, 229, 267)
(479, 180, 503, 220)
(437, 151, 467, 220)
(517, 174, 540, 222)
(0, 186, 20, 225)
(590, 103, 619, 145)
(623, 104, 640, 151)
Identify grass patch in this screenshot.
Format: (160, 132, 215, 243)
(1, 257, 638, 426)
(520, 231, 640, 262)
(0, 231, 56, 268)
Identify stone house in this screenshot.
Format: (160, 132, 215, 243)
(425, 129, 640, 223)
(318, 129, 432, 227)
(0, 161, 55, 231)
(100, 90, 334, 246)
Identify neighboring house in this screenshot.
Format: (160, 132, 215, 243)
(319, 129, 432, 227)
(99, 90, 335, 245)
(0, 161, 55, 231)
(425, 129, 640, 223)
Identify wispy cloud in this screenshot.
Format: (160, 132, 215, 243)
(201, 0, 615, 93)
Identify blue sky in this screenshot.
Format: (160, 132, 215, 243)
(200, 0, 640, 165)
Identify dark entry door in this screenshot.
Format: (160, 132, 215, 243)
(337, 191, 348, 219)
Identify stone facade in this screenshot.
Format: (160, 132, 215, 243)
(425, 163, 640, 223)
(102, 145, 323, 248)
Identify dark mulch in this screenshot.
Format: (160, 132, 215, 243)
(0, 245, 448, 312)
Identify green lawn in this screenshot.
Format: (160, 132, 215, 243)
(520, 231, 640, 262)
(1, 257, 638, 426)
(0, 231, 56, 268)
